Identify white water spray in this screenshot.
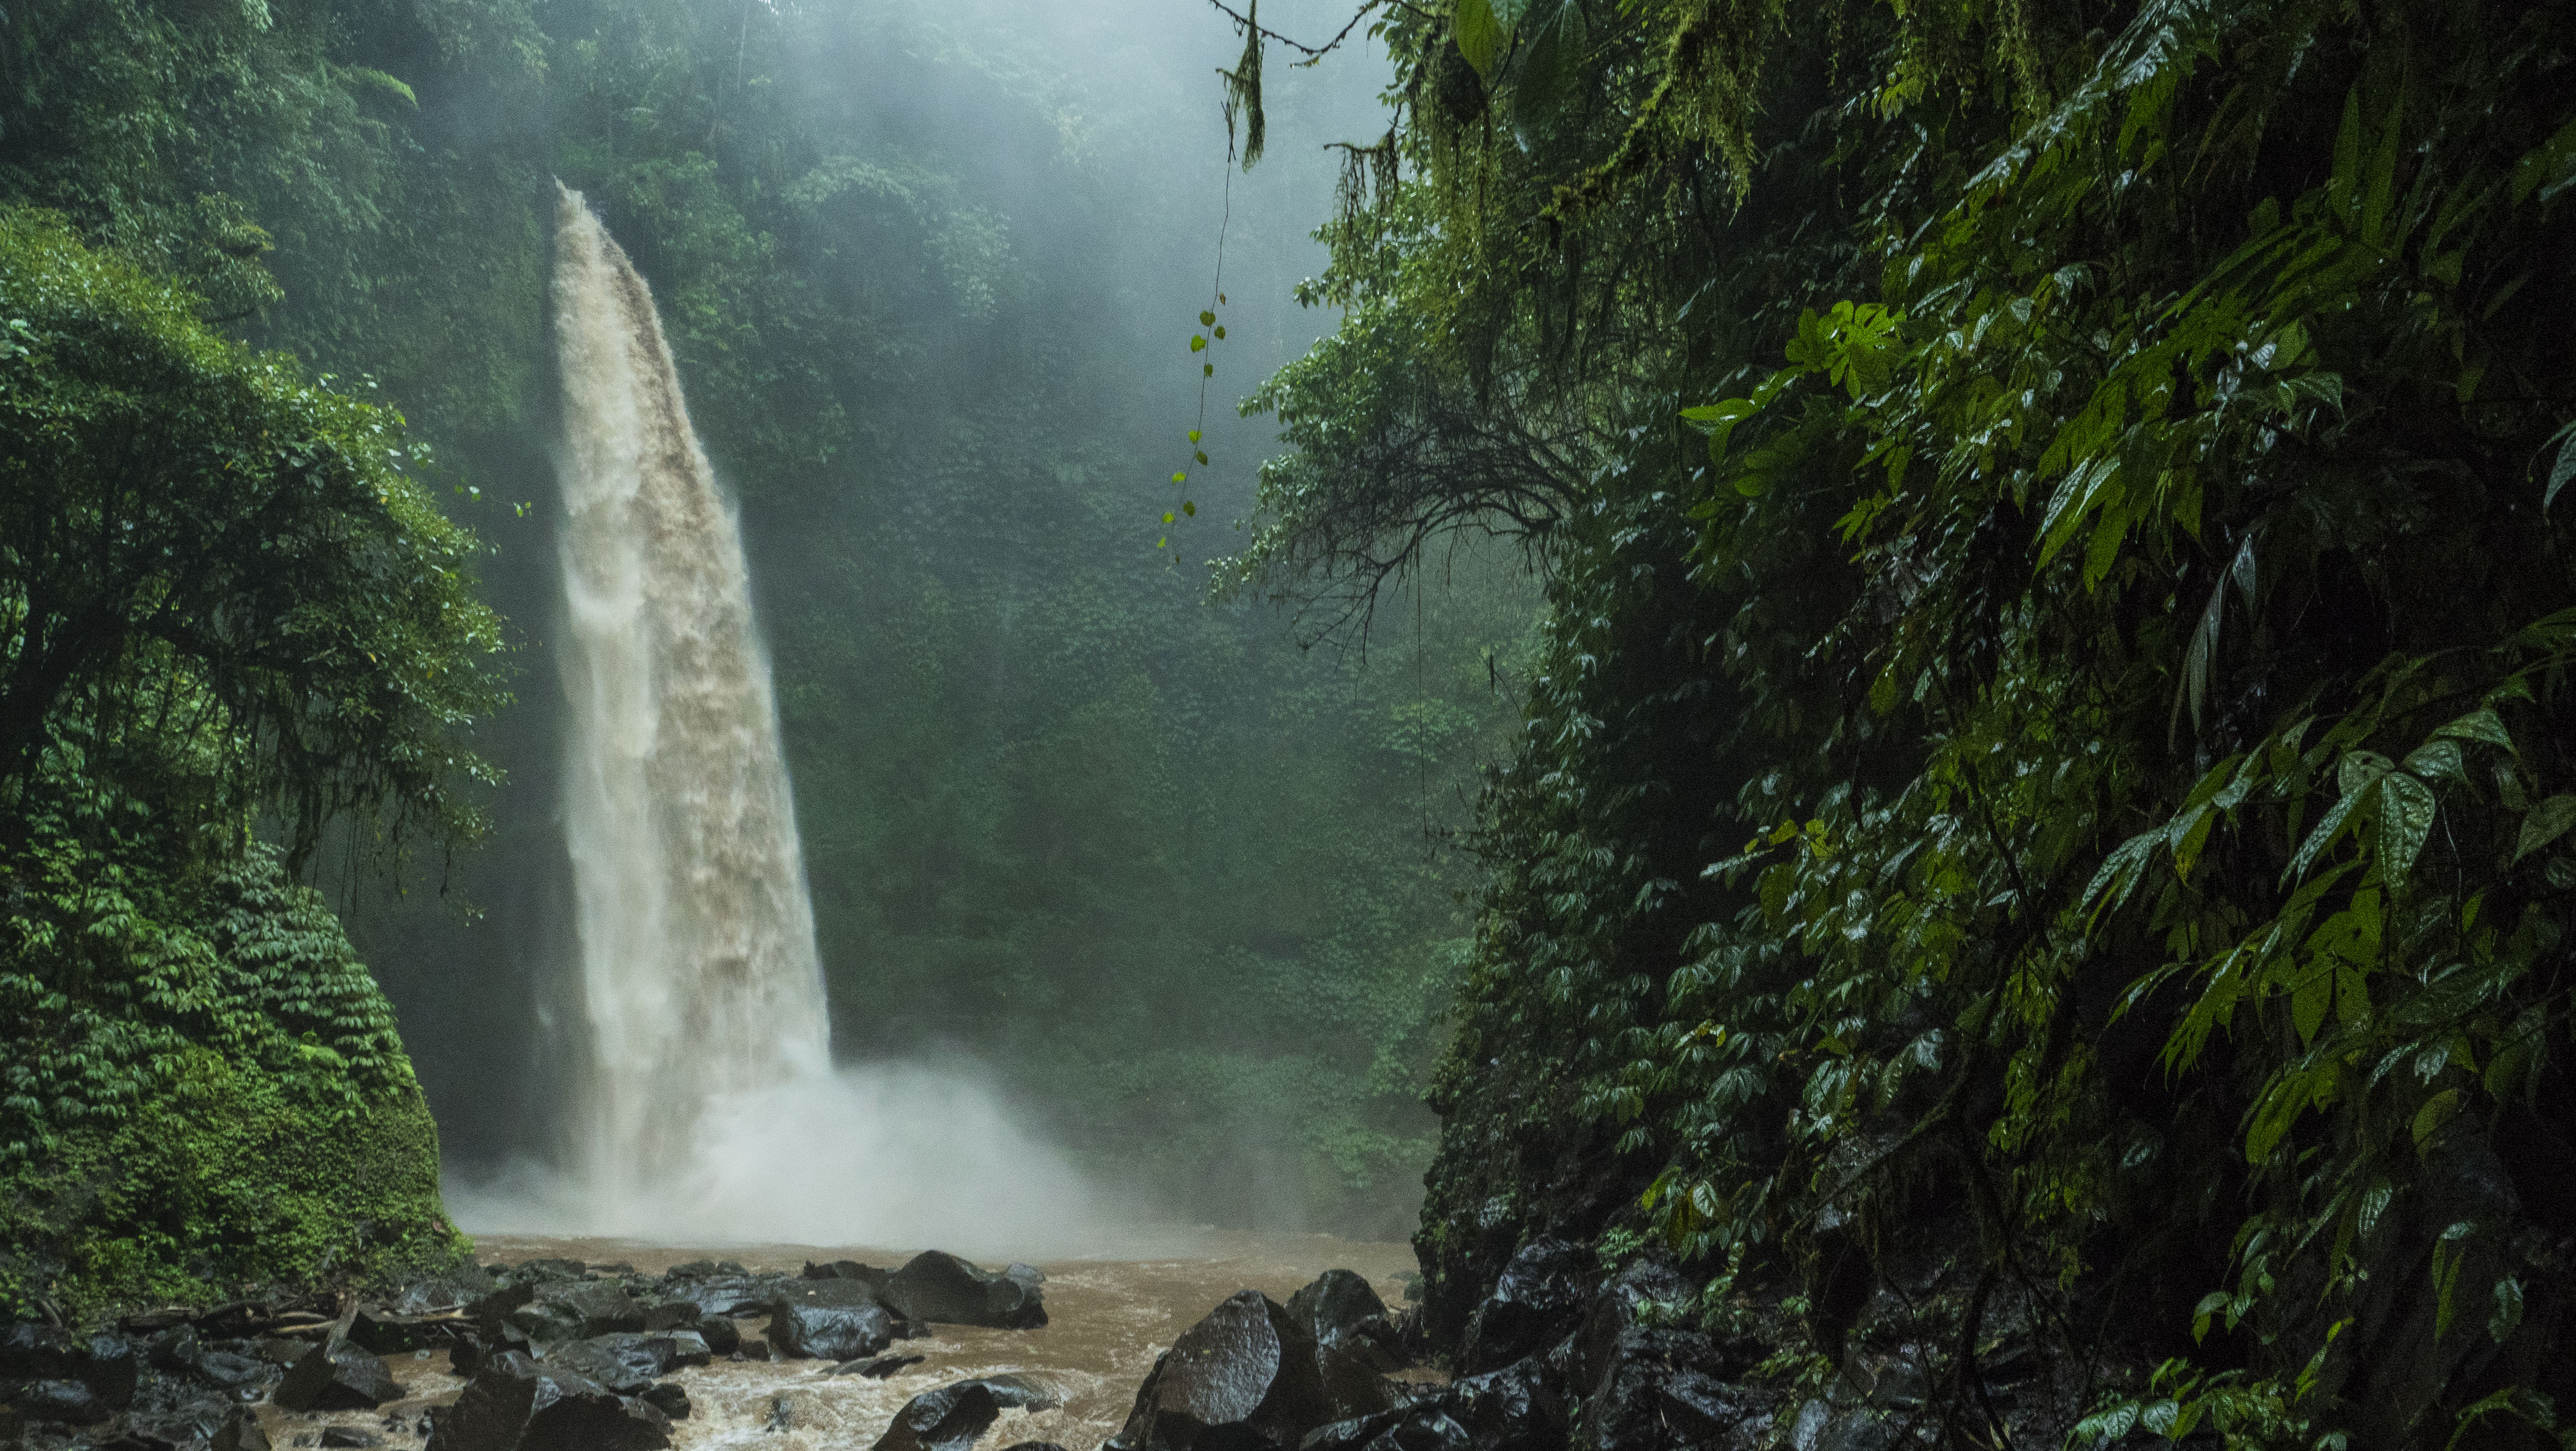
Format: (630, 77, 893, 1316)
(463, 184, 1096, 1254)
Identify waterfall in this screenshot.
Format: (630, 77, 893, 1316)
(507, 184, 1099, 1252)
(551, 182, 832, 1204)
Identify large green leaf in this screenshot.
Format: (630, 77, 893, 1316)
(2514, 795, 2576, 861)
(2375, 772, 2436, 879)
(1454, 0, 1506, 78)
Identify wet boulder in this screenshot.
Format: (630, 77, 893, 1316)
(804, 1259, 894, 1293)
(547, 1332, 714, 1393)
(958, 1372, 1065, 1412)
(392, 1264, 501, 1315)
(1571, 1329, 1771, 1451)
(123, 1392, 244, 1448)
(1300, 1356, 1568, 1451)
(9, 1327, 144, 1409)
(146, 1324, 201, 1372)
(509, 1282, 646, 1343)
(502, 1258, 589, 1285)
(1571, 1252, 1691, 1392)
(692, 1314, 741, 1357)
(424, 1350, 670, 1451)
(667, 1277, 774, 1318)
(348, 1306, 456, 1354)
(871, 1379, 1001, 1451)
(1444, 1358, 1569, 1451)
(767, 1297, 893, 1361)
(886, 1251, 1047, 1330)
(639, 1382, 690, 1420)
(273, 1338, 400, 1412)
(1287, 1271, 1389, 1348)
(84, 1331, 142, 1407)
(830, 1353, 927, 1378)
(196, 1349, 273, 1391)
(1105, 1290, 1332, 1451)
(449, 1323, 532, 1377)
(0, 1321, 76, 1382)
(1458, 1239, 1591, 1375)
(12, 1377, 113, 1426)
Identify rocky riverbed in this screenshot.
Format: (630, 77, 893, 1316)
(0, 1231, 1435, 1451)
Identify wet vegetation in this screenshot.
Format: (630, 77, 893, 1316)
(1213, 0, 2576, 1443)
(6, 0, 2576, 1444)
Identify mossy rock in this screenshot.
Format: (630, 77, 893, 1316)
(2, 1050, 467, 1319)
(3, 821, 470, 1320)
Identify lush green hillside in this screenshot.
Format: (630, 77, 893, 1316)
(0, 209, 496, 1315)
(1227, 0, 2576, 1442)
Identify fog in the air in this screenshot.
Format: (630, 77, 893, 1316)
(324, 0, 1536, 1250)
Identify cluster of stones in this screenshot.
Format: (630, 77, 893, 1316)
(0, 1246, 1738, 1451)
(0, 1249, 1057, 1451)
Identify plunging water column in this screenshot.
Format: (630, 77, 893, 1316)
(552, 182, 829, 1205)
(538, 184, 1094, 1250)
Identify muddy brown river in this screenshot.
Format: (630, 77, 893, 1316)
(259, 1230, 1426, 1451)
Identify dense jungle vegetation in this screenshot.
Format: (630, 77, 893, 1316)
(1208, 0, 2576, 1443)
(2, 0, 1532, 1314)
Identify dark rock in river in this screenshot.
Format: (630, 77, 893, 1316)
(1287, 1271, 1389, 1349)
(804, 1259, 894, 1292)
(503, 1258, 589, 1285)
(195, 1349, 273, 1388)
(957, 1372, 1064, 1412)
(122, 1391, 240, 1448)
(547, 1331, 714, 1393)
(1106, 1290, 1332, 1451)
(509, 1282, 647, 1343)
(667, 1277, 775, 1318)
(392, 1264, 501, 1314)
(449, 1323, 532, 1377)
(871, 1379, 1001, 1451)
(424, 1349, 670, 1451)
(13, 1378, 113, 1425)
(216, 1409, 276, 1451)
(692, 1314, 740, 1357)
(1457, 1239, 1590, 1375)
(273, 1339, 400, 1412)
(827, 1352, 925, 1378)
(768, 1297, 893, 1361)
(886, 1251, 1046, 1330)
(639, 1381, 691, 1420)
(146, 1324, 200, 1371)
(348, 1306, 454, 1354)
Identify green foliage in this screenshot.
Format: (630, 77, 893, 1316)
(2, 812, 465, 1319)
(1242, 0, 2576, 1441)
(0, 209, 507, 871)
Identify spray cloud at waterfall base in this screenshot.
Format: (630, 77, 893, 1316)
(446, 184, 1101, 1258)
